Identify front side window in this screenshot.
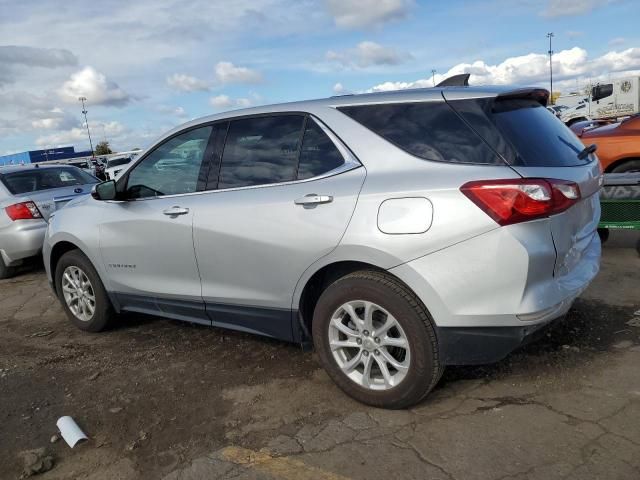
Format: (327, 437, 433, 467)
(126, 126, 212, 199)
(218, 115, 305, 189)
(297, 119, 345, 180)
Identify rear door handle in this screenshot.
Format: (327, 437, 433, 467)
(163, 206, 189, 216)
(294, 194, 333, 206)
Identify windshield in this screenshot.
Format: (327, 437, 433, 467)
(107, 158, 131, 168)
(0, 167, 98, 194)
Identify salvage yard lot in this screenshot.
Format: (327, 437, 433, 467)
(1, 233, 639, 480)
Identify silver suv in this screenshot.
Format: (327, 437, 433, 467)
(43, 85, 601, 408)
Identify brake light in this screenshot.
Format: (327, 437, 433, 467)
(461, 178, 581, 226)
(5, 201, 42, 221)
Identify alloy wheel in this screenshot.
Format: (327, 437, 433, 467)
(61, 266, 96, 322)
(328, 300, 410, 391)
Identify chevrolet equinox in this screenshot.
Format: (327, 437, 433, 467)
(43, 84, 601, 408)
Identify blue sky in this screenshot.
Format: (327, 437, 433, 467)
(1, 0, 639, 154)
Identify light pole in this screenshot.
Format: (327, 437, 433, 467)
(431, 69, 436, 87)
(78, 96, 95, 156)
(546, 32, 554, 104)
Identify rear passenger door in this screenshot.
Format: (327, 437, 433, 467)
(193, 114, 365, 340)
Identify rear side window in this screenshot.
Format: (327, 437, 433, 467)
(0, 167, 98, 194)
(218, 115, 305, 189)
(451, 98, 592, 167)
(337, 102, 503, 165)
(297, 119, 345, 180)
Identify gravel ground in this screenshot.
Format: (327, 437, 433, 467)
(0, 231, 638, 480)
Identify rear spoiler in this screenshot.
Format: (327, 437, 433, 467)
(495, 88, 550, 107)
(436, 74, 470, 87)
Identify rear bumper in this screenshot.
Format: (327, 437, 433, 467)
(0, 220, 47, 266)
(390, 221, 600, 365)
(437, 319, 554, 365)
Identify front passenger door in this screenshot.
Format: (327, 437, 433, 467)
(98, 126, 216, 322)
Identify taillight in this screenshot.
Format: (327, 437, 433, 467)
(5, 201, 42, 221)
(461, 178, 581, 226)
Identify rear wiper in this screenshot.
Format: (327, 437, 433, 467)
(577, 143, 597, 160)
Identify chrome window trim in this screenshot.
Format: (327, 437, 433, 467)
(125, 114, 362, 202)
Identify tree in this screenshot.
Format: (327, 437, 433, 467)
(95, 141, 113, 155)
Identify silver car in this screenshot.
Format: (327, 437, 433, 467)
(43, 85, 601, 408)
(0, 164, 98, 279)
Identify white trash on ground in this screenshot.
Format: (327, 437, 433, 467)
(56, 416, 88, 448)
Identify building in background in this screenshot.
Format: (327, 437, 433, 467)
(0, 146, 93, 166)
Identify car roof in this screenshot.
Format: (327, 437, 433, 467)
(156, 85, 533, 144)
(0, 164, 80, 174)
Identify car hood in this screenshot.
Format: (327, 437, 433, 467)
(581, 122, 620, 137)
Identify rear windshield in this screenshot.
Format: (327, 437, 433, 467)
(450, 98, 593, 167)
(107, 158, 131, 168)
(337, 102, 504, 165)
(0, 167, 98, 194)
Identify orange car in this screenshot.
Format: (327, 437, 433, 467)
(577, 115, 640, 172)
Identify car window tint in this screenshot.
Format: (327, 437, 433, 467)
(0, 167, 98, 194)
(338, 102, 503, 165)
(218, 115, 304, 189)
(126, 126, 212, 199)
(297, 119, 345, 180)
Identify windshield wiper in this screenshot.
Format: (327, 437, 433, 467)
(577, 143, 597, 160)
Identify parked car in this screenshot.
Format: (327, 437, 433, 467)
(569, 119, 611, 136)
(104, 156, 132, 180)
(67, 159, 97, 177)
(0, 164, 98, 278)
(43, 85, 601, 408)
(578, 114, 640, 172)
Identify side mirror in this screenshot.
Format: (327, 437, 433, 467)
(91, 180, 117, 201)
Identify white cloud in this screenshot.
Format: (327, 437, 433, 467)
(36, 120, 125, 148)
(209, 94, 259, 110)
(566, 30, 584, 39)
(0, 45, 77, 68)
(58, 66, 131, 107)
(166, 73, 210, 92)
(31, 108, 77, 130)
(0, 45, 78, 86)
(326, 41, 410, 68)
(214, 61, 262, 84)
(333, 82, 346, 94)
(326, 0, 413, 28)
(368, 47, 640, 94)
(542, 0, 614, 17)
(609, 37, 625, 46)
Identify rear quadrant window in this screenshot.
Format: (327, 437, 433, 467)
(337, 102, 503, 165)
(297, 119, 345, 180)
(218, 115, 305, 189)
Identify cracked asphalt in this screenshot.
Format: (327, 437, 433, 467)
(1, 231, 638, 480)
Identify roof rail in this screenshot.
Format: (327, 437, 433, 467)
(436, 73, 470, 87)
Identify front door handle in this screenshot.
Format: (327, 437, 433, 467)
(294, 194, 333, 206)
(163, 206, 189, 216)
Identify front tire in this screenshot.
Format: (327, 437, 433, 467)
(312, 270, 443, 409)
(54, 250, 116, 332)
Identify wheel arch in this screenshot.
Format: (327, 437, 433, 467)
(295, 256, 419, 344)
(604, 156, 640, 173)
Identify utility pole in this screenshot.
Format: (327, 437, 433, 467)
(431, 69, 436, 87)
(78, 96, 95, 157)
(547, 32, 554, 104)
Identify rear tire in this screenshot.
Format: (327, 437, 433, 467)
(0, 256, 15, 280)
(597, 228, 610, 243)
(611, 159, 640, 173)
(54, 249, 116, 332)
(312, 270, 443, 409)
